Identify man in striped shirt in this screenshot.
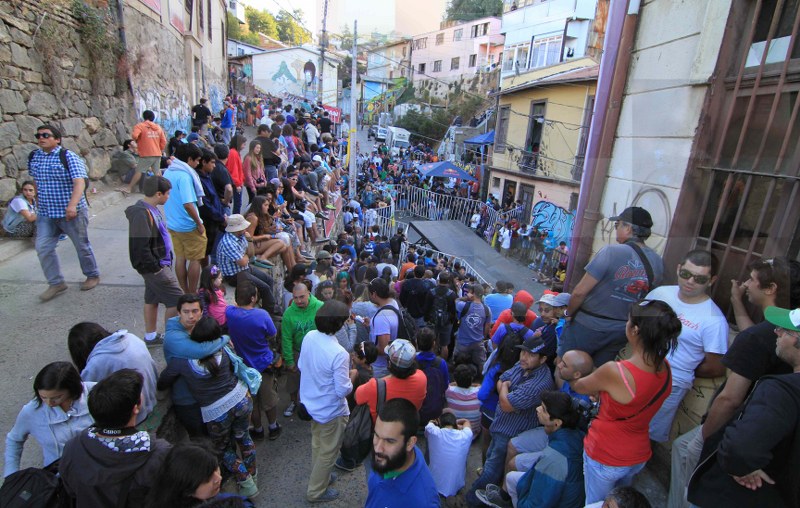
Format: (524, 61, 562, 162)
(466, 337, 554, 508)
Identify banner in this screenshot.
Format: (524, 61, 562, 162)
(322, 105, 341, 123)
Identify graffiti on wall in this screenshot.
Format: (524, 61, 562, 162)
(133, 87, 191, 136)
(264, 56, 321, 102)
(598, 186, 672, 251)
(207, 84, 225, 118)
(530, 200, 575, 247)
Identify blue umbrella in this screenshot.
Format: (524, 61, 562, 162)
(463, 130, 495, 145)
(418, 161, 477, 182)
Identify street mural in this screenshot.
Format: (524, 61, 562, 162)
(133, 87, 191, 135)
(207, 84, 225, 117)
(263, 56, 321, 103)
(529, 200, 575, 246)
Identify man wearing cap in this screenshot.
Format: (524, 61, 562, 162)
(214, 214, 276, 312)
(466, 336, 554, 508)
(307, 249, 334, 293)
(688, 306, 800, 508)
(490, 301, 535, 351)
(529, 292, 570, 370)
(560, 206, 664, 366)
(646, 250, 728, 444)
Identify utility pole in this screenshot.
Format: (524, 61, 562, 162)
(348, 20, 358, 199)
(318, 0, 329, 103)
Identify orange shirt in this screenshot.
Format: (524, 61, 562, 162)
(131, 121, 167, 157)
(398, 262, 416, 281)
(355, 371, 427, 422)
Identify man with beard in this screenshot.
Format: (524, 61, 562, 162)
(365, 398, 439, 508)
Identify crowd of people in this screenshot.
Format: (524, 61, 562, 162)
(4, 92, 800, 508)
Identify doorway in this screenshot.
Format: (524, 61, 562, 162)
(520, 184, 535, 222)
(502, 179, 517, 208)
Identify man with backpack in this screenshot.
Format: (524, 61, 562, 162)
(389, 228, 405, 260)
(400, 265, 430, 329)
(416, 328, 449, 426)
(369, 278, 417, 378)
(424, 271, 457, 360)
(454, 284, 492, 372)
(30, 124, 100, 302)
(490, 302, 535, 352)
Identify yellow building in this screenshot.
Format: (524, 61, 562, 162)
(488, 57, 597, 221)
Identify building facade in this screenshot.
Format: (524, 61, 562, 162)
(410, 17, 505, 100)
(488, 58, 597, 223)
(316, 0, 447, 39)
(249, 46, 339, 106)
(499, 0, 606, 79)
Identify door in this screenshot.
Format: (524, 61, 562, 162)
(520, 184, 536, 222)
(502, 179, 517, 208)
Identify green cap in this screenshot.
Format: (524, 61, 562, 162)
(764, 306, 800, 332)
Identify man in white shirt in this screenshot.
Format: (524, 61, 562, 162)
(499, 224, 512, 257)
(298, 300, 357, 503)
(646, 249, 728, 442)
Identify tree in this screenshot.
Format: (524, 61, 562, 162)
(245, 6, 277, 38)
(276, 9, 311, 45)
(227, 12, 260, 45)
(446, 0, 502, 22)
(338, 24, 353, 51)
(337, 55, 366, 89)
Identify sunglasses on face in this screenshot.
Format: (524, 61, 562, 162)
(35, 132, 53, 139)
(678, 268, 711, 285)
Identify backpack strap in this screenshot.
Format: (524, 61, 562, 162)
(460, 301, 472, 319)
(376, 378, 386, 415)
(626, 240, 654, 290)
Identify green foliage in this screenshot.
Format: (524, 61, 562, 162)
(245, 6, 278, 38)
(446, 0, 503, 21)
(228, 12, 260, 45)
(337, 55, 366, 89)
(71, 0, 123, 91)
(395, 109, 451, 144)
(276, 9, 311, 45)
(338, 24, 353, 51)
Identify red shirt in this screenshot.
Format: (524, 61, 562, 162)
(355, 371, 428, 422)
(584, 360, 671, 466)
(226, 148, 244, 187)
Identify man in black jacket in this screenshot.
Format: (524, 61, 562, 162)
(399, 265, 430, 329)
(125, 176, 183, 346)
(688, 305, 800, 508)
(60, 369, 171, 507)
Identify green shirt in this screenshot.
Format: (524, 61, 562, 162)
(281, 295, 324, 366)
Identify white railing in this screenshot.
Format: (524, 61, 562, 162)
(396, 242, 493, 290)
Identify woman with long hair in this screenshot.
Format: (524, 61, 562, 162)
(281, 124, 297, 164)
(573, 299, 681, 504)
(2, 180, 37, 238)
(5, 362, 94, 476)
(227, 135, 246, 214)
(244, 195, 294, 270)
(146, 443, 253, 507)
(243, 140, 266, 203)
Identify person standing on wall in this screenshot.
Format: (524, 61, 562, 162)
(123, 110, 167, 195)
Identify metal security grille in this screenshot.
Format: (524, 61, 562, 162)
(670, 0, 800, 310)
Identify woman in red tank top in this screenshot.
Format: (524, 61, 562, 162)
(573, 299, 681, 504)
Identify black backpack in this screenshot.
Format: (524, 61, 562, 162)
(389, 233, 403, 255)
(376, 304, 419, 344)
(340, 378, 386, 464)
(0, 467, 69, 508)
(418, 357, 448, 425)
(28, 148, 91, 206)
(429, 287, 453, 328)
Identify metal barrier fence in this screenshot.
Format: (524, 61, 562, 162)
(396, 241, 493, 290)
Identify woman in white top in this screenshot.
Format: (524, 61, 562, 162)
(4, 362, 94, 476)
(2, 180, 37, 237)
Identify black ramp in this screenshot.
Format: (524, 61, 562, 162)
(409, 220, 544, 297)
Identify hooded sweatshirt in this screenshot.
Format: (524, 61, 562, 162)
(80, 330, 158, 425)
(132, 120, 167, 157)
(60, 429, 170, 508)
(281, 295, 324, 367)
(125, 200, 170, 274)
(490, 290, 538, 337)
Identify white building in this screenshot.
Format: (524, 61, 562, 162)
(316, 0, 447, 39)
(249, 46, 340, 105)
(226, 0, 245, 24)
(227, 39, 264, 57)
(500, 0, 601, 78)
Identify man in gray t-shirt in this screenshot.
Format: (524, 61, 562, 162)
(454, 284, 492, 372)
(559, 207, 664, 366)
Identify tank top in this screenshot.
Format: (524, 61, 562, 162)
(584, 360, 671, 466)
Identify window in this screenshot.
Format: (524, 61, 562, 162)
(450, 57, 460, 70)
(418, 63, 426, 73)
(402, 47, 407, 57)
(502, 50, 514, 71)
(453, 29, 463, 41)
(208, 0, 212, 40)
(495, 105, 511, 152)
(471, 22, 489, 37)
(185, 0, 194, 30)
(199, 0, 203, 30)
(413, 37, 428, 50)
(517, 47, 529, 70)
(433, 60, 442, 72)
(469, 54, 477, 67)
(530, 36, 563, 69)
(436, 33, 444, 45)
(492, 177, 501, 187)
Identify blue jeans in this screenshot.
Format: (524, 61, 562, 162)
(265, 165, 278, 182)
(583, 451, 646, 504)
(232, 188, 242, 215)
(36, 208, 99, 286)
(466, 432, 510, 507)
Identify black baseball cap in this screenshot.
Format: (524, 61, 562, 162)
(516, 337, 547, 354)
(609, 207, 653, 229)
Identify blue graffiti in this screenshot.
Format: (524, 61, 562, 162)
(530, 200, 575, 247)
(272, 61, 297, 83)
(207, 85, 225, 117)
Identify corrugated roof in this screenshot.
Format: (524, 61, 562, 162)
(497, 64, 599, 95)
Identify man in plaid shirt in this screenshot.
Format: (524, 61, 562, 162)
(29, 124, 100, 301)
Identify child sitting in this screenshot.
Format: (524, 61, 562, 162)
(425, 411, 474, 498)
(445, 363, 482, 437)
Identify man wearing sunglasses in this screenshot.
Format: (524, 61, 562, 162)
(645, 250, 728, 443)
(30, 124, 100, 301)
